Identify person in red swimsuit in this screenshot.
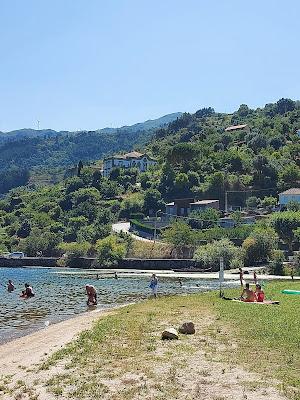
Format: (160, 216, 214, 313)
(255, 284, 265, 302)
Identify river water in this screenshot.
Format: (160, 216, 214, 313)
(0, 267, 239, 344)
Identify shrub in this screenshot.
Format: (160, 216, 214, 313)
(246, 196, 260, 209)
(58, 241, 91, 267)
(95, 235, 126, 267)
(194, 238, 243, 270)
(269, 250, 285, 275)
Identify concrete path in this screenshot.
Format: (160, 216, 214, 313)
(54, 268, 300, 281)
(112, 221, 154, 242)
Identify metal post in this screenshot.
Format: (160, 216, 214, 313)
(153, 209, 161, 243)
(219, 257, 224, 297)
(225, 191, 228, 213)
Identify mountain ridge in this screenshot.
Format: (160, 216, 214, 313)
(0, 112, 182, 141)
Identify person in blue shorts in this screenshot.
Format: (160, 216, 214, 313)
(150, 274, 158, 298)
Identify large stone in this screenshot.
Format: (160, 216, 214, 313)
(161, 328, 179, 340)
(178, 321, 195, 335)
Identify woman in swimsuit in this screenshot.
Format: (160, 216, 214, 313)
(255, 284, 265, 302)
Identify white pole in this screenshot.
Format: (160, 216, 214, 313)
(219, 257, 224, 297)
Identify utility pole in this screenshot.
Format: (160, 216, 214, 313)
(225, 191, 228, 213)
(153, 209, 162, 243)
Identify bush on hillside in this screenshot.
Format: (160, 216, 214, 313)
(194, 238, 243, 270)
(96, 235, 126, 267)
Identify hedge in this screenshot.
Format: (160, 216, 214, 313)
(130, 219, 162, 235)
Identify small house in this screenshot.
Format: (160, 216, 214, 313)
(279, 188, 300, 209)
(165, 198, 219, 218)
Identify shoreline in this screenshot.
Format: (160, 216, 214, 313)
(0, 305, 127, 377)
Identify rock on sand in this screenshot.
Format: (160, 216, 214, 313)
(161, 328, 179, 340)
(179, 321, 195, 334)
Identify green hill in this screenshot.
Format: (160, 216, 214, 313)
(144, 99, 300, 208)
(0, 112, 181, 194)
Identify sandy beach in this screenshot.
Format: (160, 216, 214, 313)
(0, 307, 113, 377)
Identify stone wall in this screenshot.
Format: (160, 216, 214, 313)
(0, 257, 59, 267)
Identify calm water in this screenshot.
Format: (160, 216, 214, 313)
(0, 267, 238, 344)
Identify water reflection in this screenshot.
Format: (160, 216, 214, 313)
(0, 267, 239, 344)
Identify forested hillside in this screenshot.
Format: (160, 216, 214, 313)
(0, 112, 181, 193)
(144, 99, 300, 208)
(0, 99, 300, 267)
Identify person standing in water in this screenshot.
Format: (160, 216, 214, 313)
(21, 283, 35, 298)
(150, 274, 158, 298)
(253, 271, 257, 285)
(85, 284, 97, 306)
(114, 272, 118, 279)
(7, 280, 15, 292)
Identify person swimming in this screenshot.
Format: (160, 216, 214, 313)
(85, 284, 97, 306)
(7, 280, 15, 292)
(20, 283, 35, 298)
(240, 283, 255, 302)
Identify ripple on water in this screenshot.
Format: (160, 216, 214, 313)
(0, 267, 238, 344)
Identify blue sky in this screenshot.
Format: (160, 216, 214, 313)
(1, 0, 299, 132)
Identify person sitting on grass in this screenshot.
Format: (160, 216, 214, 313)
(255, 284, 265, 302)
(240, 283, 256, 302)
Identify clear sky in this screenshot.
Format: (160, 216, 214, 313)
(1, 0, 300, 132)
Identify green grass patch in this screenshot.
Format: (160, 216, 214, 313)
(216, 280, 300, 397)
(40, 281, 300, 399)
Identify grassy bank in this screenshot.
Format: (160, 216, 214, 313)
(2, 281, 299, 400)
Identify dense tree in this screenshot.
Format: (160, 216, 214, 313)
(16, 220, 31, 238)
(271, 211, 300, 251)
(143, 189, 164, 215)
(276, 98, 295, 115)
(77, 160, 84, 177)
(162, 221, 195, 258)
(242, 228, 278, 265)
